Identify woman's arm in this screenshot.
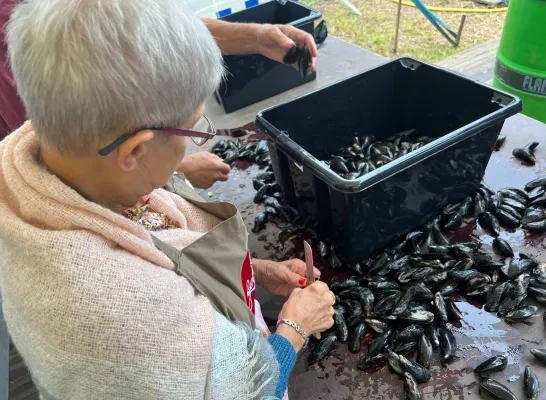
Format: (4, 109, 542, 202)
(202, 18, 318, 67)
(210, 313, 303, 399)
(202, 18, 261, 55)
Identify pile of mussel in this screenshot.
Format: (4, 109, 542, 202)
(251, 171, 302, 234)
(325, 129, 435, 180)
(307, 178, 546, 399)
(210, 139, 271, 166)
(472, 352, 545, 400)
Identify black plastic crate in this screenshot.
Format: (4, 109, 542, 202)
(216, 0, 321, 113)
(256, 57, 522, 264)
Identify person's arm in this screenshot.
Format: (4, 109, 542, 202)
(202, 18, 318, 67)
(268, 333, 299, 397)
(202, 18, 261, 55)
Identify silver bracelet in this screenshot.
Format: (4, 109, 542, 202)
(276, 318, 309, 348)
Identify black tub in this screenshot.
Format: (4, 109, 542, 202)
(256, 57, 522, 264)
(216, 0, 321, 113)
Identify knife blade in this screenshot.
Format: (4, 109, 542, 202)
(303, 240, 315, 284)
(303, 240, 321, 339)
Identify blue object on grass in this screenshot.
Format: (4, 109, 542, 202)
(410, 0, 458, 45)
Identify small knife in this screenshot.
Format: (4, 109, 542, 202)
(303, 240, 321, 340)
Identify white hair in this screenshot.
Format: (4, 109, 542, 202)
(7, 0, 224, 155)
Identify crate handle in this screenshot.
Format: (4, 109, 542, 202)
(399, 58, 422, 71)
(491, 92, 514, 107)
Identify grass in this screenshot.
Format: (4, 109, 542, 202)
(304, 0, 507, 62)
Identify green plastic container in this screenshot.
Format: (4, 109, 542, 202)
(493, 0, 546, 123)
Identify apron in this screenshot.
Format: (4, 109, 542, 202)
(159, 176, 289, 400)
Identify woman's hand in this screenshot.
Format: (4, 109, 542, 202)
(256, 24, 318, 71)
(276, 282, 335, 351)
(253, 258, 321, 297)
(177, 152, 231, 189)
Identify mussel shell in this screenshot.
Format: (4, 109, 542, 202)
(474, 355, 508, 374)
(346, 314, 367, 328)
(308, 333, 337, 365)
(499, 188, 528, 204)
(426, 325, 440, 349)
(397, 324, 425, 343)
(445, 298, 464, 323)
(439, 327, 457, 363)
(527, 187, 546, 201)
(525, 177, 546, 191)
(385, 350, 404, 376)
(473, 193, 487, 218)
(417, 334, 433, 369)
(444, 212, 463, 230)
(492, 238, 514, 257)
(282, 45, 300, 64)
(433, 292, 448, 326)
(399, 309, 435, 324)
(374, 292, 402, 315)
(485, 282, 510, 312)
(364, 318, 389, 334)
(398, 354, 431, 383)
(505, 305, 538, 321)
(448, 269, 480, 281)
(533, 263, 546, 283)
(479, 378, 518, 400)
(452, 258, 474, 271)
(264, 196, 282, 211)
(522, 219, 546, 232)
(319, 241, 329, 258)
(493, 208, 521, 227)
(403, 372, 424, 400)
(393, 340, 418, 353)
(393, 287, 415, 315)
(348, 323, 366, 353)
(466, 274, 492, 291)
(513, 147, 536, 165)
(253, 184, 272, 203)
(524, 366, 540, 400)
(251, 212, 268, 233)
(340, 299, 362, 319)
(478, 212, 501, 235)
(333, 309, 349, 343)
(412, 285, 434, 301)
(507, 258, 536, 279)
(356, 353, 385, 371)
(494, 134, 506, 151)
(367, 329, 392, 358)
(530, 349, 546, 365)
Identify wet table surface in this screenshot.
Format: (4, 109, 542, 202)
(195, 113, 546, 400)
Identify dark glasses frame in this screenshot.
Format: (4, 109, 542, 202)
(98, 115, 215, 156)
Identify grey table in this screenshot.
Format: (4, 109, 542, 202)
(194, 36, 546, 399)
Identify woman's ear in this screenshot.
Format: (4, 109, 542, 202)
(116, 130, 155, 171)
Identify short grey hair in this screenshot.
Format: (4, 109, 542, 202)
(7, 0, 224, 155)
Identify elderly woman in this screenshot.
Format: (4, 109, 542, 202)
(0, 0, 316, 190)
(0, 1, 335, 399)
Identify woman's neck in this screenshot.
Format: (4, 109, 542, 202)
(39, 146, 137, 213)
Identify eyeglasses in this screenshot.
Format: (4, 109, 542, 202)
(98, 115, 216, 156)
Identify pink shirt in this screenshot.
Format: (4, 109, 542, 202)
(0, 0, 25, 140)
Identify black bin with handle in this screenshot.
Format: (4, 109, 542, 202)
(216, 0, 322, 113)
(256, 57, 522, 265)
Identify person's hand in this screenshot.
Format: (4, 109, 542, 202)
(256, 24, 318, 71)
(253, 258, 321, 297)
(276, 282, 335, 350)
(177, 152, 230, 189)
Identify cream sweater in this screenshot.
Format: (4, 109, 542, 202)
(0, 124, 279, 399)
